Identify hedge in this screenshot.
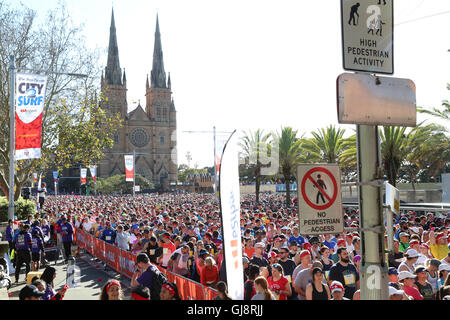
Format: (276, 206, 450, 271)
(0, 197, 37, 222)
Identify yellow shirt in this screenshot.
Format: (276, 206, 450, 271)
(430, 244, 449, 260)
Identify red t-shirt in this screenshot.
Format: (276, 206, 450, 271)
(404, 285, 423, 300)
(244, 247, 255, 259)
(268, 276, 289, 300)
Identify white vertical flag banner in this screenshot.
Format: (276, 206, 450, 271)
(33, 173, 38, 183)
(219, 131, 244, 300)
(89, 166, 97, 182)
(80, 168, 87, 185)
(15, 73, 47, 160)
(124, 155, 134, 182)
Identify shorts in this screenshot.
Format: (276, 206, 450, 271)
(32, 252, 41, 262)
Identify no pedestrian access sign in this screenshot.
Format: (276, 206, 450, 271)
(341, 0, 393, 74)
(297, 164, 344, 235)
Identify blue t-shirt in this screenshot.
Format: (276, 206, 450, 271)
(101, 229, 116, 244)
(5, 225, 13, 242)
(31, 237, 44, 253)
(41, 225, 51, 237)
(288, 235, 305, 246)
(137, 266, 155, 291)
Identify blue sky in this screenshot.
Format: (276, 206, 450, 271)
(10, 0, 450, 168)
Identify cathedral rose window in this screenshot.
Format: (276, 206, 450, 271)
(130, 128, 149, 147)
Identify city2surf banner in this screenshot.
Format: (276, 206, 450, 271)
(80, 168, 87, 185)
(124, 155, 134, 182)
(15, 73, 47, 160)
(89, 166, 97, 182)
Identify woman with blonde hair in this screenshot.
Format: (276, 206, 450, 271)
(200, 256, 219, 287)
(252, 276, 276, 300)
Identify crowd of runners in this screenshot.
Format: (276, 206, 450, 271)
(2, 191, 450, 300)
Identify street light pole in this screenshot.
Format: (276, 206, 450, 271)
(8, 55, 16, 222)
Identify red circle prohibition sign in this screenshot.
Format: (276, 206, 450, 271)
(301, 167, 338, 211)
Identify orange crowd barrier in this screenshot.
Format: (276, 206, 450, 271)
(74, 228, 218, 300)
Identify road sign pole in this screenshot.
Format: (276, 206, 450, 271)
(356, 124, 389, 300)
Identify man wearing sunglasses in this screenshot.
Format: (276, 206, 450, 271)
(278, 246, 297, 300)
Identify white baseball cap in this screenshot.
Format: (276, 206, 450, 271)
(398, 271, 417, 281)
(438, 263, 450, 272)
(389, 286, 404, 296)
(405, 248, 419, 258)
(255, 242, 266, 248)
(409, 227, 420, 234)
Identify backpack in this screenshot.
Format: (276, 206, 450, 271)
(145, 265, 168, 300)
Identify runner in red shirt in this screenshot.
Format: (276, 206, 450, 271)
(159, 232, 176, 269)
(267, 263, 291, 300)
(398, 271, 423, 300)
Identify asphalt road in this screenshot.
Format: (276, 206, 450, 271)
(7, 252, 133, 300)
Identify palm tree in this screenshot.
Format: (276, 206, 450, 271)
(418, 84, 450, 121)
(276, 127, 309, 207)
(304, 125, 347, 163)
(239, 129, 272, 203)
(403, 124, 447, 190)
(380, 126, 410, 187)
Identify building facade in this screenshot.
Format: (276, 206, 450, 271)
(98, 10, 177, 190)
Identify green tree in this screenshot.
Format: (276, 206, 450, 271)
(403, 124, 449, 189)
(177, 165, 209, 184)
(0, 2, 121, 199)
(380, 126, 409, 187)
(338, 133, 357, 177)
(418, 84, 450, 122)
(239, 129, 273, 203)
(276, 127, 308, 207)
(96, 174, 154, 194)
(304, 125, 346, 164)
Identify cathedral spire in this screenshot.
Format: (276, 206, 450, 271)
(105, 7, 122, 85)
(151, 14, 167, 88)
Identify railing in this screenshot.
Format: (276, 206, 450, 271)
(74, 228, 218, 300)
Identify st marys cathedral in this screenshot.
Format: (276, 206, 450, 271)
(98, 10, 178, 190)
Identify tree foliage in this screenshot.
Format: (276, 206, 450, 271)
(0, 2, 122, 200)
(96, 174, 154, 194)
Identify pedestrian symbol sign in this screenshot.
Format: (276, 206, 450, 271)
(297, 164, 344, 235)
(341, 0, 393, 74)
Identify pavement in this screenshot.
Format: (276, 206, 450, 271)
(6, 251, 133, 300)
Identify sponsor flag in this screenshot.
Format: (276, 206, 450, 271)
(33, 173, 38, 183)
(219, 131, 244, 300)
(80, 168, 87, 185)
(125, 155, 134, 182)
(53, 171, 58, 183)
(15, 73, 47, 160)
(89, 166, 97, 182)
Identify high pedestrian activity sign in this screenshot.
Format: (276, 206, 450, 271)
(297, 164, 344, 235)
(341, 0, 393, 74)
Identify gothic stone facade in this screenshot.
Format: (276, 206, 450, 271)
(98, 11, 177, 190)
